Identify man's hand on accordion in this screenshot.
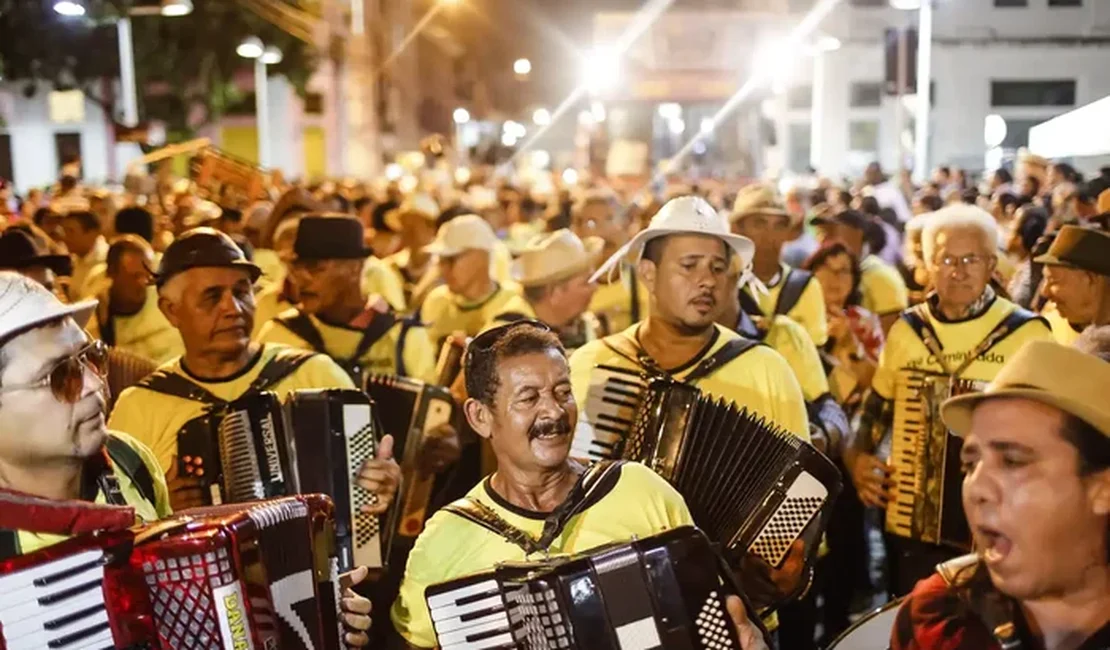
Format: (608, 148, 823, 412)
(166, 457, 208, 511)
(338, 565, 373, 648)
(725, 595, 770, 650)
(355, 434, 401, 515)
(418, 424, 461, 475)
(846, 449, 895, 509)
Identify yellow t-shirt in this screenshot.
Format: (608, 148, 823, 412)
(362, 256, 408, 313)
(252, 248, 286, 290)
(589, 266, 651, 336)
(860, 254, 910, 317)
(1042, 302, 1083, 346)
(744, 263, 829, 346)
(86, 287, 185, 365)
(390, 462, 693, 648)
(16, 432, 171, 555)
(487, 294, 601, 355)
(569, 324, 810, 440)
(251, 283, 294, 339)
(419, 283, 518, 347)
(256, 309, 437, 384)
(872, 296, 1052, 401)
(756, 315, 831, 402)
(107, 343, 354, 474)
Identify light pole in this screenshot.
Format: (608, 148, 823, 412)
(453, 107, 471, 165)
(237, 38, 283, 168)
(889, 0, 931, 181)
(810, 35, 840, 172)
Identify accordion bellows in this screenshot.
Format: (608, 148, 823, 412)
(426, 527, 742, 650)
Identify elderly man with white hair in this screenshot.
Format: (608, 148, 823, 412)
(845, 203, 1053, 597)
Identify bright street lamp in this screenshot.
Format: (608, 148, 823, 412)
(532, 108, 551, 126)
(583, 46, 619, 94)
(261, 46, 283, 65)
(236, 36, 265, 59)
(238, 37, 282, 168)
(889, 0, 921, 8)
(53, 1, 85, 16)
(513, 58, 532, 76)
(159, 0, 193, 16)
(453, 107, 471, 124)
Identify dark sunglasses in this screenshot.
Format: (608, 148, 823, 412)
(0, 339, 109, 404)
(468, 319, 552, 356)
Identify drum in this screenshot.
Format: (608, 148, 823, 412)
(826, 597, 903, 650)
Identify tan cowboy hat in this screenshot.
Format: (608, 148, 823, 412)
(384, 192, 440, 232)
(730, 183, 793, 224)
(590, 195, 754, 283)
(424, 214, 498, 257)
(942, 340, 1110, 439)
(513, 229, 604, 287)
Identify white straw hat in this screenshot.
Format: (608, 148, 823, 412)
(590, 195, 755, 283)
(513, 229, 604, 287)
(424, 214, 499, 257)
(0, 272, 97, 344)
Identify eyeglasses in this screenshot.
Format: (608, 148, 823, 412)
(468, 319, 553, 356)
(0, 340, 109, 403)
(937, 254, 988, 270)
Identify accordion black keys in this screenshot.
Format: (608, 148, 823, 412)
(887, 369, 981, 548)
(425, 526, 742, 650)
(624, 378, 841, 604)
(364, 374, 457, 538)
(570, 364, 647, 462)
(178, 391, 290, 506)
(284, 388, 390, 572)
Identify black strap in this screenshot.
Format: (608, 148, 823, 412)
(900, 304, 944, 352)
(249, 347, 318, 391)
(685, 337, 763, 383)
(104, 435, 157, 509)
(275, 310, 399, 370)
(734, 308, 765, 341)
(395, 316, 421, 378)
(97, 299, 117, 348)
(629, 272, 641, 323)
(773, 268, 813, 317)
(494, 311, 531, 323)
(442, 461, 624, 555)
(0, 529, 17, 561)
(902, 303, 1046, 377)
(738, 288, 764, 319)
(136, 347, 317, 405)
(275, 311, 329, 354)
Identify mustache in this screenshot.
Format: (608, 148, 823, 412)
(528, 416, 572, 440)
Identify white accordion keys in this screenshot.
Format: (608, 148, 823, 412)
(571, 365, 646, 462)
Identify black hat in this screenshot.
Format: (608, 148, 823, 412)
(0, 228, 72, 276)
(156, 227, 262, 287)
(293, 214, 372, 261)
(811, 208, 872, 232)
(1034, 225, 1110, 277)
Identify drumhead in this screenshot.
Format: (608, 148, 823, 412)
(826, 597, 904, 650)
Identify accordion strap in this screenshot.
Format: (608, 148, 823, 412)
(774, 268, 813, 318)
(275, 310, 399, 368)
(443, 460, 625, 555)
(901, 303, 1045, 379)
(136, 347, 318, 406)
(603, 330, 762, 384)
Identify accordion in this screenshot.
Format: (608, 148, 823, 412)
(177, 389, 389, 571)
(365, 374, 457, 539)
(426, 526, 745, 650)
(570, 364, 647, 462)
(887, 369, 982, 548)
(0, 495, 342, 650)
(624, 378, 842, 604)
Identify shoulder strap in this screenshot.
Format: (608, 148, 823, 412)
(136, 369, 223, 405)
(395, 316, 420, 378)
(352, 311, 399, 363)
(493, 311, 531, 323)
(949, 305, 1048, 379)
(0, 529, 17, 561)
(686, 337, 763, 383)
(629, 271, 641, 323)
(250, 347, 318, 392)
(734, 309, 765, 341)
(104, 435, 157, 509)
(774, 268, 813, 317)
(275, 311, 328, 354)
(97, 299, 116, 347)
(900, 303, 942, 351)
(738, 287, 764, 318)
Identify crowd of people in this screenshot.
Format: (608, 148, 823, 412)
(0, 147, 1108, 650)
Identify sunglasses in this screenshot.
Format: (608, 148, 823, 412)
(468, 319, 552, 356)
(0, 340, 109, 404)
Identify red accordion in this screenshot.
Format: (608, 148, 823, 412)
(0, 494, 343, 650)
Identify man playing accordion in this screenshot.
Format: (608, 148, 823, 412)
(847, 203, 1052, 596)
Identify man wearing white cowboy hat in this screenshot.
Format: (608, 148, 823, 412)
(569, 195, 809, 444)
(889, 339, 1110, 650)
(488, 229, 604, 354)
(730, 183, 829, 347)
(418, 214, 518, 348)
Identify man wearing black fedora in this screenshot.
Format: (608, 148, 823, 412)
(0, 226, 72, 295)
(257, 214, 437, 386)
(1038, 225, 1110, 341)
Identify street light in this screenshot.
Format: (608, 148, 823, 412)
(532, 108, 551, 126)
(453, 107, 471, 124)
(583, 46, 619, 94)
(238, 37, 282, 168)
(513, 58, 532, 76)
(53, 1, 85, 16)
(159, 0, 193, 17)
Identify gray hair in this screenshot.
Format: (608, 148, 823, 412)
(157, 272, 189, 305)
(1074, 325, 1110, 362)
(921, 203, 1001, 268)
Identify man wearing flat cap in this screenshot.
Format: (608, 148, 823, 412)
(257, 214, 437, 385)
(890, 340, 1110, 650)
(488, 229, 603, 354)
(1037, 225, 1110, 344)
(108, 227, 401, 517)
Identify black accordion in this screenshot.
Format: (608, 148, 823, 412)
(364, 374, 457, 539)
(177, 389, 390, 571)
(623, 378, 842, 604)
(426, 527, 746, 650)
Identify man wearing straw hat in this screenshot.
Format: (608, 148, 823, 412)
(730, 183, 828, 347)
(570, 195, 809, 442)
(889, 339, 1110, 650)
(488, 229, 604, 354)
(383, 193, 441, 311)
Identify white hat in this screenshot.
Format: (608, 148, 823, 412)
(0, 272, 97, 344)
(385, 193, 440, 232)
(590, 195, 755, 283)
(513, 230, 604, 287)
(424, 214, 499, 257)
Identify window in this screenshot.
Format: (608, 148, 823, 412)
(786, 85, 812, 110)
(303, 92, 324, 115)
(850, 82, 883, 108)
(1048, 0, 1081, 6)
(1000, 118, 1051, 149)
(848, 120, 879, 153)
(788, 122, 811, 173)
(991, 80, 1075, 107)
(54, 133, 81, 176)
(848, 0, 886, 6)
(994, 0, 1027, 6)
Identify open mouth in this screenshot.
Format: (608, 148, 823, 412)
(977, 525, 1013, 565)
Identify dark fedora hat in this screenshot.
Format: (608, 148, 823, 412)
(0, 228, 72, 276)
(1034, 225, 1110, 277)
(293, 214, 373, 261)
(810, 208, 872, 232)
(156, 227, 262, 288)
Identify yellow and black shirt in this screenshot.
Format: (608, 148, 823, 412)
(741, 263, 829, 346)
(419, 283, 518, 347)
(86, 287, 185, 365)
(860, 254, 911, 319)
(487, 294, 601, 355)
